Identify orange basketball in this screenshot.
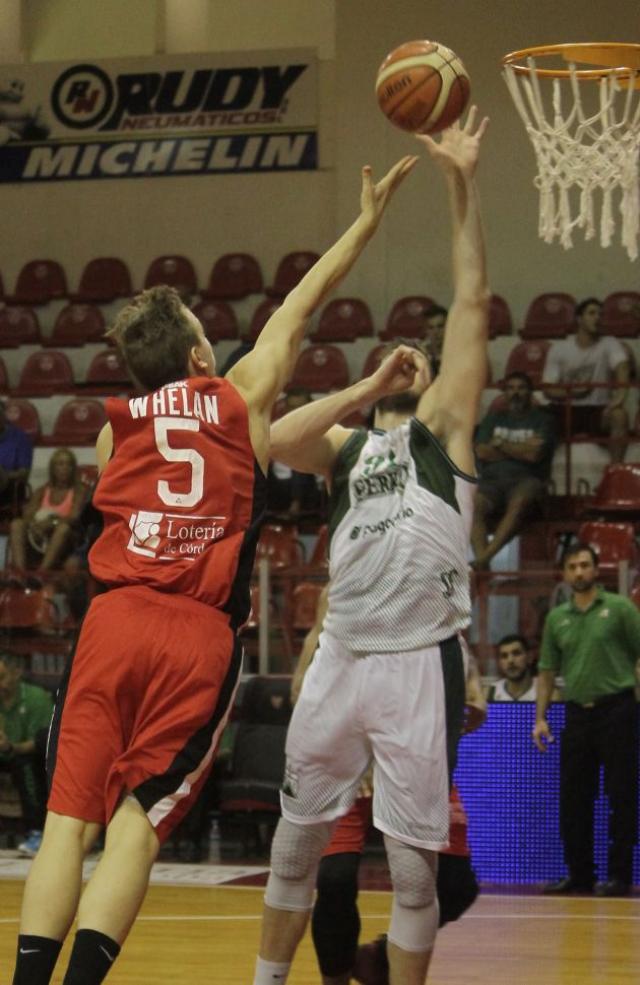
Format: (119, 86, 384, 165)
(375, 40, 470, 134)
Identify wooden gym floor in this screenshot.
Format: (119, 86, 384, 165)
(1, 861, 639, 983)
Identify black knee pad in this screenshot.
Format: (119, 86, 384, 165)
(437, 853, 479, 926)
(312, 853, 361, 977)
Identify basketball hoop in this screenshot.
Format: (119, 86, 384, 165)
(502, 43, 640, 260)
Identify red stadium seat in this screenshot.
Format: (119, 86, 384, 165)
(489, 294, 513, 338)
(78, 464, 99, 488)
(0, 305, 41, 346)
(192, 300, 239, 342)
(381, 295, 435, 340)
(11, 260, 67, 304)
(521, 292, 575, 339)
(255, 524, 304, 570)
(577, 521, 639, 574)
(289, 345, 350, 392)
(84, 349, 131, 390)
(361, 343, 388, 379)
(143, 255, 198, 296)
(73, 257, 133, 302)
(588, 464, 640, 515)
(503, 340, 550, 387)
(312, 297, 373, 342)
(266, 251, 320, 299)
(201, 253, 263, 300)
(47, 304, 105, 347)
(291, 581, 325, 631)
(307, 524, 329, 571)
(47, 398, 108, 446)
(246, 298, 281, 341)
(4, 399, 41, 443)
(16, 350, 74, 395)
(0, 586, 58, 630)
(601, 291, 640, 337)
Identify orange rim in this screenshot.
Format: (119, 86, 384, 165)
(502, 42, 640, 80)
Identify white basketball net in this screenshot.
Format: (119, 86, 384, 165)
(503, 61, 640, 260)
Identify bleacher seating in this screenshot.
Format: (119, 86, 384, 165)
(73, 257, 133, 303)
(577, 520, 639, 576)
(46, 398, 108, 446)
(361, 344, 388, 379)
(266, 251, 319, 299)
(84, 349, 131, 390)
(15, 350, 74, 396)
(4, 398, 41, 443)
(289, 345, 350, 392)
(601, 291, 640, 337)
(255, 524, 304, 571)
(10, 260, 67, 304)
(246, 298, 281, 341)
(489, 294, 513, 338)
(291, 581, 324, 632)
(201, 253, 263, 300)
(503, 340, 550, 386)
(311, 297, 373, 342)
(143, 255, 198, 296)
(0, 306, 42, 346)
(521, 292, 575, 339)
(47, 304, 105, 347)
(192, 300, 239, 342)
(381, 295, 434, 340)
(587, 464, 640, 517)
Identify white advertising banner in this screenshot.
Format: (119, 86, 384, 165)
(0, 49, 318, 183)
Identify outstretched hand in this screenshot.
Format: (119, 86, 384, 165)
(416, 105, 489, 179)
(368, 344, 426, 400)
(360, 154, 418, 227)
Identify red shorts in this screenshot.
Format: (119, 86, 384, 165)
(48, 585, 241, 843)
(323, 786, 470, 858)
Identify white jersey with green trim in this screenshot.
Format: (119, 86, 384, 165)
(323, 418, 476, 652)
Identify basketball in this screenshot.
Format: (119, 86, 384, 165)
(375, 40, 470, 134)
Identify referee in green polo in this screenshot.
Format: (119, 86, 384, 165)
(533, 541, 640, 897)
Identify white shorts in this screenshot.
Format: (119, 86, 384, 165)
(281, 631, 465, 851)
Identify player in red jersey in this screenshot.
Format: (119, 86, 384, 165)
(10, 154, 417, 985)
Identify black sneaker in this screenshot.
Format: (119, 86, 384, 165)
(543, 877, 593, 895)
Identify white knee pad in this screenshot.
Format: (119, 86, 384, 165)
(385, 834, 439, 952)
(264, 818, 334, 912)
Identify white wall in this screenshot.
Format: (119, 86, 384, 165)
(0, 0, 638, 329)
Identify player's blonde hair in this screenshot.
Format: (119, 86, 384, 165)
(107, 286, 199, 392)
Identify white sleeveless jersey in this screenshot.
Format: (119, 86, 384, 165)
(323, 419, 476, 652)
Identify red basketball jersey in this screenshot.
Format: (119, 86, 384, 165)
(90, 376, 266, 626)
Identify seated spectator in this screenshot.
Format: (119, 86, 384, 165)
(0, 400, 32, 516)
(9, 447, 86, 575)
(423, 303, 447, 375)
(542, 297, 629, 462)
(471, 372, 555, 569)
(487, 634, 561, 702)
(0, 652, 53, 856)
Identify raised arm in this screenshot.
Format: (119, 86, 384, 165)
(270, 345, 423, 481)
(415, 108, 490, 474)
(227, 155, 417, 418)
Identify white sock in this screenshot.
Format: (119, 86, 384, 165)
(253, 956, 291, 984)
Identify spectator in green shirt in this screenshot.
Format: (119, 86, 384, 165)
(0, 653, 53, 857)
(533, 542, 640, 897)
(471, 372, 555, 569)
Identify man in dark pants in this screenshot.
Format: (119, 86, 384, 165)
(533, 542, 640, 896)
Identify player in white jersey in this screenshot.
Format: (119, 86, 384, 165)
(253, 108, 489, 985)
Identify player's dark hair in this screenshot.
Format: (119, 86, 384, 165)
(561, 540, 599, 568)
(108, 286, 200, 392)
(424, 304, 448, 322)
(503, 371, 533, 390)
(575, 297, 601, 319)
(496, 634, 529, 654)
(382, 336, 432, 366)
